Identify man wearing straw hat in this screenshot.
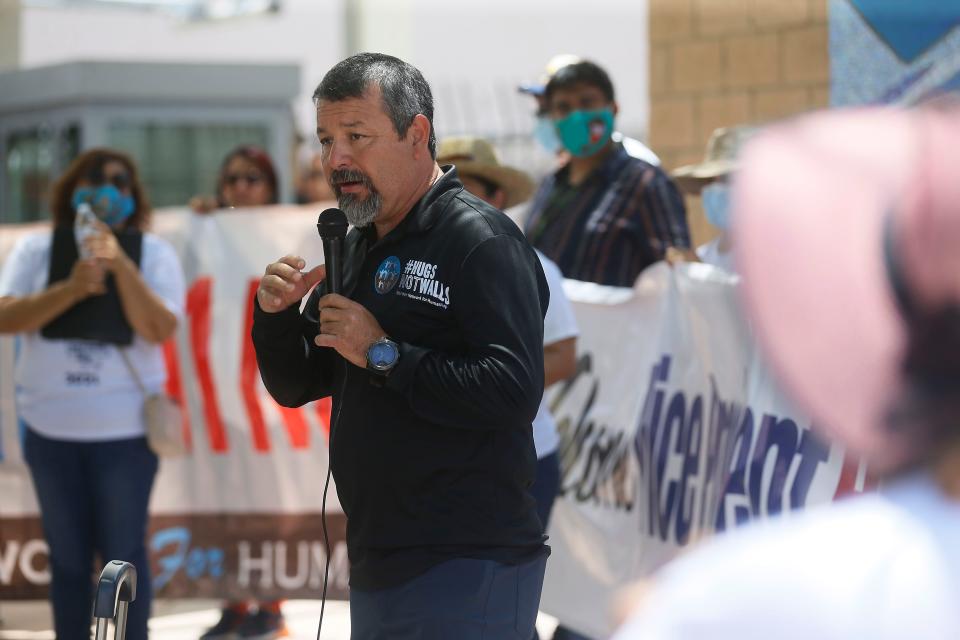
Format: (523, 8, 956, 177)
(671, 125, 758, 273)
(438, 136, 579, 545)
(437, 136, 537, 213)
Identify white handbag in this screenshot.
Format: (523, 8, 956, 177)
(118, 348, 187, 457)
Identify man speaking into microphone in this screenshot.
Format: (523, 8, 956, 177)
(252, 53, 550, 639)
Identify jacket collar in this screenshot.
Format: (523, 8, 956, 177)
(399, 164, 463, 235)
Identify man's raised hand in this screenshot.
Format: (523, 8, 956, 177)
(257, 256, 326, 313)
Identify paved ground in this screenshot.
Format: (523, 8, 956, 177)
(0, 600, 560, 640)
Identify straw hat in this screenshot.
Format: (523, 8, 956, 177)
(437, 136, 535, 208)
(735, 106, 960, 472)
(672, 125, 758, 195)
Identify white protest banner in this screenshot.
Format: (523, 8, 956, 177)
(1, 212, 866, 629)
(540, 262, 867, 638)
(0, 206, 350, 600)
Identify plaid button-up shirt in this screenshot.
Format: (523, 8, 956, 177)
(524, 144, 691, 287)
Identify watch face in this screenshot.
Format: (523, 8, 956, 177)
(369, 341, 398, 369)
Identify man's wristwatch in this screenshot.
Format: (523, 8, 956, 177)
(366, 337, 400, 375)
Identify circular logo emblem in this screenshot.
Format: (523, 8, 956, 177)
(374, 256, 402, 294)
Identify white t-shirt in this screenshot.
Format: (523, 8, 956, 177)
(0, 231, 185, 442)
(613, 472, 960, 640)
(533, 251, 579, 459)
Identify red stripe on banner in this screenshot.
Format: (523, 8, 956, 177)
(187, 277, 228, 452)
(241, 281, 271, 452)
(314, 397, 332, 442)
(277, 405, 310, 449)
(162, 338, 192, 451)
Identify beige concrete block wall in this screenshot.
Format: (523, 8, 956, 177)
(649, 0, 830, 246)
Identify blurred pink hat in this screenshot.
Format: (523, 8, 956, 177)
(734, 105, 960, 472)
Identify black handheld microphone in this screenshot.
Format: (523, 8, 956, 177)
(317, 208, 348, 295)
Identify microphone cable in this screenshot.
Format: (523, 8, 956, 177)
(316, 454, 334, 640)
(316, 372, 345, 640)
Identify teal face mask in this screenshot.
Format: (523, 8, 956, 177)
(554, 107, 615, 158)
(533, 115, 561, 154)
(71, 185, 135, 227)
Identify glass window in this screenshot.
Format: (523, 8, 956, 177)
(3, 126, 56, 224)
(108, 122, 270, 208)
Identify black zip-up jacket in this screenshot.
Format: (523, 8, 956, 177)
(252, 167, 550, 589)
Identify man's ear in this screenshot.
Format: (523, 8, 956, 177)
(612, 101, 619, 119)
(409, 114, 432, 158)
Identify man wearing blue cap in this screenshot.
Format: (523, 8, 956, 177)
(519, 54, 661, 166)
(524, 60, 693, 288)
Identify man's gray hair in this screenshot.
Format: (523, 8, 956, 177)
(313, 52, 437, 158)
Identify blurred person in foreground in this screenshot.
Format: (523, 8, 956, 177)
(190, 145, 279, 214)
(524, 60, 694, 288)
(437, 134, 578, 552)
(613, 105, 960, 639)
(671, 125, 757, 273)
(198, 143, 287, 640)
(0, 148, 184, 640)
(519, 54, 661, 166)
(253, 53, 549, 639)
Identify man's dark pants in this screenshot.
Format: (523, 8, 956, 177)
(350, 554, 548, 639)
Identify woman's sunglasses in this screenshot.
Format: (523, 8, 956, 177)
(88, 172, 131, 191)
(224, 173, 264, 186)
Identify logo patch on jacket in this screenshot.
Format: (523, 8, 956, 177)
(374, 256, 402, 294)
(396, 259, 451, 309)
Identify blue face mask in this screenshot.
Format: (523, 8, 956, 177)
(533, 115, 561, 154)
(701, 182, 732, 231)
(554, 107, 615, 158)
(71, 185, 135, 227)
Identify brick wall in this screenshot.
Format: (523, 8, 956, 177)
(649, 0, 830, 246)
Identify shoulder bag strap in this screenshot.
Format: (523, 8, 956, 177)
(116, 346, 148, 397)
